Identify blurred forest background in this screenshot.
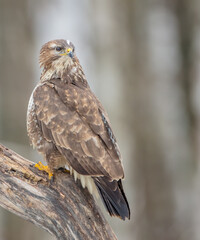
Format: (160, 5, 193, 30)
(0, 0, 200, 239)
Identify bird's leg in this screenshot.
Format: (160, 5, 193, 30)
(34, 161, 53, 180)
(34, 151, 57, 181)
(34, 151, 71, 181)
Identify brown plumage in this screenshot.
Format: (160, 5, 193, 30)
(27, 39, 130, 220)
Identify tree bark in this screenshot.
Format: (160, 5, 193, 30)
(0, 143, 117, 240)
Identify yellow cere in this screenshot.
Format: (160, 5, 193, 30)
(59, 48, 72, 56)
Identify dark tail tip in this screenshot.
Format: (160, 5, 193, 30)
(93, 177, 130, 220)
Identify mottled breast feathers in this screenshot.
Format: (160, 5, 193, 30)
(33, 79, 124, 180)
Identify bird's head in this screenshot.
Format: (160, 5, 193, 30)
(39, 39, 76, 69)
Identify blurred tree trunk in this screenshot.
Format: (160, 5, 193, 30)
(122, 1, 195, 240)
(0, 0, 53, 239)
(0, 0, 34, 144)
(188, 0, 200, 239)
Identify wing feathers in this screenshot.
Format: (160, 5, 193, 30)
(34, 82, 124, 179)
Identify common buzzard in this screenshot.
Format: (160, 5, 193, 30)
(27, 39, 130, 220)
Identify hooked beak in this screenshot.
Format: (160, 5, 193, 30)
(60, 48, 74, 58)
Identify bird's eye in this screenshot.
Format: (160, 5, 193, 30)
(55, 46, 62, 52)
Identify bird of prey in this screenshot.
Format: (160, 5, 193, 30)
(27, 39, 130, 220)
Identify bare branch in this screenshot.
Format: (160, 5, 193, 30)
(0, 143, 117, 240)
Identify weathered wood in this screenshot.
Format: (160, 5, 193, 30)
(0, 143, 117, 240)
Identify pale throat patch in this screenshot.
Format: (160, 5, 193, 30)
(41, 56, 71, 81)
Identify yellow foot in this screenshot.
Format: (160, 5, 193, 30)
(35, 161, 53, 180)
